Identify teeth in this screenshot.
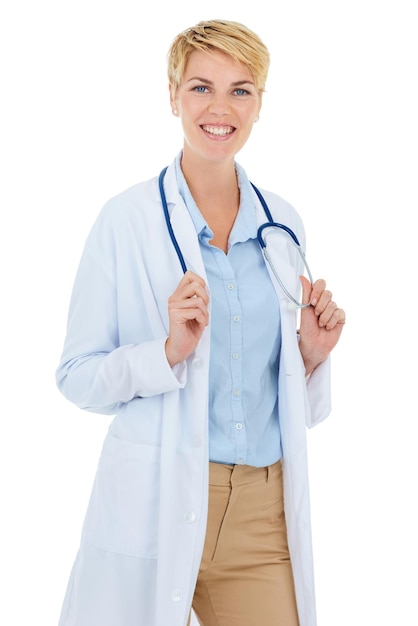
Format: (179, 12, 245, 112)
(202, 125, 233, 136)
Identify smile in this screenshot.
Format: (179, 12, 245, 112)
(201, 125, 235, 137)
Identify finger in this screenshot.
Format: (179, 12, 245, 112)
(313, 289, 333, 317)
(299, 275, 313, 306)
(187, 282, 209, 303)
(170, 283, 208, 308)
(319, 305, 346, 330)
(175, 271, 208, 302)
(172, 307, 209, 326)
(183, 270, 207, 291)
(168, 285, 209, 323)
(309, 279, 327, 307)
(169, 294, 208, 315)
(327, 307, 346, 330)
(317, 300, 338, 328)
(170, 287, 209, 309)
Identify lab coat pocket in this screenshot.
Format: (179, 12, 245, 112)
(81, 434, 161, 559)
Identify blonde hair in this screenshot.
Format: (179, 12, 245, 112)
(167, 19, 270, 94)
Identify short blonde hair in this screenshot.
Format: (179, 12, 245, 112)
(167, 19, 270, 94)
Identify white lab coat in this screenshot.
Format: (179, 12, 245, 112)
(56, 159, 331, 626)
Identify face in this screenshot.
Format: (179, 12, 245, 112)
(170, 49, 262, 167)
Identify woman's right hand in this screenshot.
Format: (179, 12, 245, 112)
(165, 271, 209, 367)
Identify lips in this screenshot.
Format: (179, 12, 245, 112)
(201, 125, 235, 137)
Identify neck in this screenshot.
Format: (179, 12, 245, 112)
(180, 154, 239, 215)
(179, 151, 240, 254)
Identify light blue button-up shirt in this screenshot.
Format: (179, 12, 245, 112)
(175, 155, 282, 467)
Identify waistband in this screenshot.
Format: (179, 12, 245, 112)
(209, 458, 282, 487)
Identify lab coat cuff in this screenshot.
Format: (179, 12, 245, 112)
(305, 356, 332, 428)
(170, 361, 187, 387)
(129, 338, 187, 397)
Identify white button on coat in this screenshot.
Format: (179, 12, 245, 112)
(171, 590, 183, 602)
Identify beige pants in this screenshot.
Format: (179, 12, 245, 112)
(188, 460, 299, 626)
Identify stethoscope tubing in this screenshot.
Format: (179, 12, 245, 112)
(159, 166, 187, 273)
(256, 222, 314, 308)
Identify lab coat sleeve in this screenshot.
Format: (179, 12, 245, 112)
(295, 331, 332, 428)
(56, 209, 187, 415)
(57, 339, 187, 414)
(304, 356, 332, 427)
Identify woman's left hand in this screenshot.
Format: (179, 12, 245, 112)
(298, 276, 345, 375)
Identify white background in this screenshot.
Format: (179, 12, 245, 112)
(1, 1, 417, 624)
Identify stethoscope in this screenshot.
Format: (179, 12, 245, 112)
(158, 167, 314, 309)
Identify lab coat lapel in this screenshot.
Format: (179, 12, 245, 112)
(161, 163, 207, 279)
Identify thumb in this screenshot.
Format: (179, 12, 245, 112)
(299, 275, 312, 306)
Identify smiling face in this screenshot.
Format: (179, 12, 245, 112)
(170, 49, 262, 170)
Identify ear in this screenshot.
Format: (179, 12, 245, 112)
(256, 93, 263, 118)
(169, 84, 178, 116)
(253, 101, 263, 124)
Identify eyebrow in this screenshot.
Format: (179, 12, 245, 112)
(186, 77, 255, 87)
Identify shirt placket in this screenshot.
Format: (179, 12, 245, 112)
(225, 278, 247, 465)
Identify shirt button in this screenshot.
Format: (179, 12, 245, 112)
(171, 589, 183, 602)
(233, 315, 240, 322)
(227, 283, 235, 290)
(191, 357, 203, 368)
(236, 458, 245, 465)
(232, 352, 239, 360)
(184, 511, 196, 523)
(235, 422, 243, 430)
(233, 389, 241, 397)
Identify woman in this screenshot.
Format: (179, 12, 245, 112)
(56, 19, 345, 626)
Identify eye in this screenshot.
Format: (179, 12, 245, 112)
(193, 85, 209, 93)
(234, 88, 250, 96)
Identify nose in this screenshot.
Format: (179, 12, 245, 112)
(207, 92, 230, 116)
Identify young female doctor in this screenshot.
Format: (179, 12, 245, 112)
(56, 19, 345, 626)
